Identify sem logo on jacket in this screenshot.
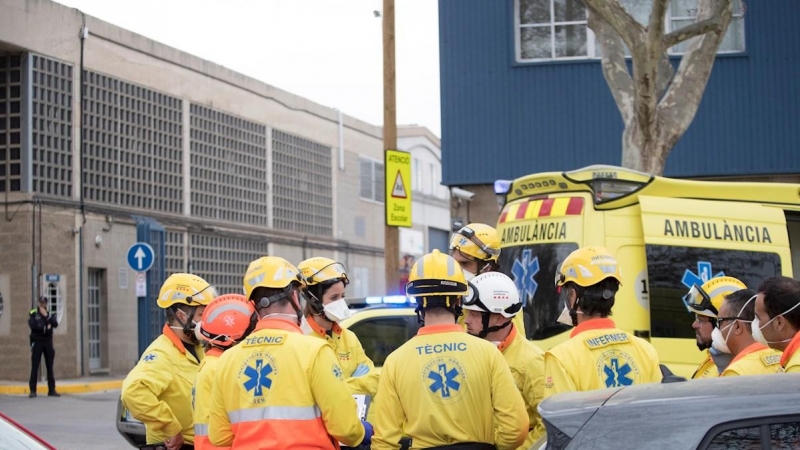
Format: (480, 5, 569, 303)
(239, 352, 278, 401)
(423, 357, 466, 404)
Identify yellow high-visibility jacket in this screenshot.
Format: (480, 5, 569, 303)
(721, 342, 782, 376)
(781, 331, 800, 373)
(208, 318, 365, 449)
(498, 324, 545, 449)
(121, 324, 204, 445)
(305, 317, 379, 395)
(692, 352, 718, 379)
(373, 323, 528, 450)
(544, 318, 662, 397)
(193, 348, 227, 450)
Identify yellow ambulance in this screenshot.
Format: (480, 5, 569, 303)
(495, 165, 800, 377)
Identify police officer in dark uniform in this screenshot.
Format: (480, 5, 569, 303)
(28, 297, 59, 398)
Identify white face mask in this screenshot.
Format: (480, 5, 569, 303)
(299, 316, 314, 335)
(711, 324, 733, 354)
(193, 322, 207, 344)
(557, 305, 573, 327)
(462, 269, 476, 282)
(752, 299, 800, 346)
(323, 299, 352, 322)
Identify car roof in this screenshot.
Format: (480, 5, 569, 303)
(540, 374, 800, 450)
(339, 305, 416, 328)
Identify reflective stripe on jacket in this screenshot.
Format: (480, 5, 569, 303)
(373, 324, 527, 450)
(305, 318, 379, 396)
(121, 324, 204, 445)
(497, 324, 545, 449)
(208, 318, 365, 449)
(194, 348, 228, 450)
(544, 318, 662, 397)
(721, 342, 782, 376)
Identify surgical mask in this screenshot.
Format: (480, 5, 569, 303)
(462, 269, 476, 282)
(556, 306, 573, 327)
(323, 299, 352, 322)
(752, 299, 800, 345)
(193, 322, 207, 344)
(711, 324, 733, 354)
(299, 316, 314, 335)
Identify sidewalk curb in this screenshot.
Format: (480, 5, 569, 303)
(0, 380, 123, 396)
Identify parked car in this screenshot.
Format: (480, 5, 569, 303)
(538, 373, 800, 450)
(0, 411, 56, 450)
(116, 395, 146, 448)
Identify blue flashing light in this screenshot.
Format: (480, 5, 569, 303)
(364, 295, 416, 305)
(494, 179, 512, 195)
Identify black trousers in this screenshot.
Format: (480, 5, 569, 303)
(29, 339, 56, 393)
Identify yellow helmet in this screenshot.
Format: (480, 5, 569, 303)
(556, 246, 622, 288)
(406, 249, 469, 299)
(157, 273, 217, 309)
(298, 257, 349, 287)
(685, 276, 747, 318)
(449, 223, 501, 263)
(243, 256, 304, 300)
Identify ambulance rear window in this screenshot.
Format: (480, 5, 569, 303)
(646, 246, 782, 339)
(499, 243, 578, 340)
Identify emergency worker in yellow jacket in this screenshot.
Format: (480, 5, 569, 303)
(208, 256, 371, 449)
(373, 250, 528, 450)
(193, 294, 257, 450)
(298, 257, 378, 396)
(709, 289, 783, 377)
(684, 277, 746, 378)
(462, 271, 545, 450)
(544, 247, 661, 397)
(450, 223, 525, 336)
(121, 273, 217, 450)
(752, 276, 800, 373)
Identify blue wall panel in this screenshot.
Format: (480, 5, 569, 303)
(439, 0, 800, 185)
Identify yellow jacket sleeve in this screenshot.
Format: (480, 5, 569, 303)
(491, 353, 529, 450)
(310, 344, 366, 447)
(543, 353, 577, 398)
(208, 354, 233, 447)
(521, 352, 546, 448)
(785, 364, 800, 374)
(371, 357, 404, 450)
(345, 333, 380, 396)
(121, 350, 182, 438)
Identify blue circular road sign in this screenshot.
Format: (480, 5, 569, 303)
(127, 243, 155, 272)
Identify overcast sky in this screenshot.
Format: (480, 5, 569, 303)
(55, 0, 442, 136)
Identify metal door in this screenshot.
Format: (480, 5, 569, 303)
(87, 269, 103, 371)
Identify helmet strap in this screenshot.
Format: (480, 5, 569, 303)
(478, 313, 511, 338)
(172, 305, 199, 344)
(569, 296, 580, 328)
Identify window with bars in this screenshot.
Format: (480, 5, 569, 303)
(165, 230, 185, 276)
(359, 157, 384, 203)
(189, 104, 268, 226)
(0, 53, 23, 193)
(272, 130, 333, 236)
(82, 70, 183, 213)
(189, 234, 269, 295)
(515, 0, 745, 63)
(31, 55, 73, 197)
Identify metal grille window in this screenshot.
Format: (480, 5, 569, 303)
(272, 130, 333, 235)
(359, 157, 384, 203)
(165, 230, 185, 276)
(31, 55, 73, 197)
(189, 234, 269, 295)
(82, 71, 183, 213)
(190, 104, 268, 226)
(0, 53, 23, 193)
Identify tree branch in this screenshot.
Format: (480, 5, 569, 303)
(648, 0, 669, 54)
(583, 0, 646, 52)
(587, 9, 635, 124)
(663, 17, 726, 49)
(659, 0, 732, 142)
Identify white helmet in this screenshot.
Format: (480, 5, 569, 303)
(463, 272, 522, 319)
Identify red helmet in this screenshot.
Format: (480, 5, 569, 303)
(196, 294, 257, 348)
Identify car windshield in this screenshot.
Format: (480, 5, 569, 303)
(0, 415, 51, 450)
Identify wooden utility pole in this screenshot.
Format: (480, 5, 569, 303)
(383, 0, 400, 295)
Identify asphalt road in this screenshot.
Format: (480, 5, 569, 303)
(0, 390, 129, 450)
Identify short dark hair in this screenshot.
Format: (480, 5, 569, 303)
(250, 286, 293, 312)
(722, 288, 757, 329)
(568, 278, 619, 317)
(758, 276, 800, 329)
(38, 297, 47, 304)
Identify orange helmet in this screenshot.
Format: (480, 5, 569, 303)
(196, 294, 257, 348)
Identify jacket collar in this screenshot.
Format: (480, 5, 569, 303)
(417, 324, 464, 336)
(570, 318, 616, 338)
(780, 330, 800, 368)
(163, 323, 187, 355)
(255, 317, 303, 333)
(306, 314, 342, 337)
(496, 323, 518, 353)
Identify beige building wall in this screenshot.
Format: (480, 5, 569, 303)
(0, 0, 388, 380)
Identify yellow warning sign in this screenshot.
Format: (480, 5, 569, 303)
(385, 149, 412, 227)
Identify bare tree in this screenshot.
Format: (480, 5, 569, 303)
(584, 0, 734, 175)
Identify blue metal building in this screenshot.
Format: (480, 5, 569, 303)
(439, 0, 800, 185)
